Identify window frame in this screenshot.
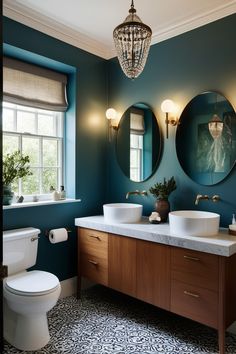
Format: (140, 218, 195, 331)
(130, 133, 144, 182)
(3, 102, 64, 202)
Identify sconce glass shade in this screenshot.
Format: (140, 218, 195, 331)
(113, 0, 152, 79)
(106, 108, 117, 120)
(161, 99, 175, 113)
(208, 114, 223, 139)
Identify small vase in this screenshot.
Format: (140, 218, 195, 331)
(3, 185, 14, 206)
(155, 199, 170, 222)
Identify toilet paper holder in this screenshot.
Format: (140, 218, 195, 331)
(45, 228, 72, 237)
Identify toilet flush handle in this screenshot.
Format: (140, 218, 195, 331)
(31, 236, 40, 242)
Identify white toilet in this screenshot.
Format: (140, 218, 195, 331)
(3, 227, 61, 351)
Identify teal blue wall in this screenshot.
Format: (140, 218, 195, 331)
(106, 14, 236, 227)
(3, 14, 236, 283)
(3, 17, 107, 281)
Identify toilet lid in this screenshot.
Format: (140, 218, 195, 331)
(5, 270, 60, 296)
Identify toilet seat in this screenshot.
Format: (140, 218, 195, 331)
(5, 270, 60, 296)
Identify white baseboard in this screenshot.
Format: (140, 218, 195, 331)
(60, 276, 77, 298)
(59, 276, 95, 298)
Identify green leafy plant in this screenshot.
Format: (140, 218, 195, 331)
(3, 150, 32, 186)
(149, 176, 177, 200)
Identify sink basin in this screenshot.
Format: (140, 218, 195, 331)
(169, 210, 220, 236)
(103, 203, 142, 223)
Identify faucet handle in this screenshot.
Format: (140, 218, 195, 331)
(212, 195, 220, 202)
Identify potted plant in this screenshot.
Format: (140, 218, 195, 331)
(149, 176, 177, 222)
(2, 151, 32, 205)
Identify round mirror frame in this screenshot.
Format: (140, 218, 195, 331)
(176, 91, 236, 185)
(116, 103, 162, 182)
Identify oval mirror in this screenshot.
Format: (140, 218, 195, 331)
(176, 91, 236, 185)
(116, 103, 162, 182)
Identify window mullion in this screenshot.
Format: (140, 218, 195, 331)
(39, 137, 43, 194)
(18, 135, 23, 195)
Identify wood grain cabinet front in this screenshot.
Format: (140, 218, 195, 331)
(108, 234, 136, 297)
(170, 247, 219, 328)
(78, 228, 108, 286)
(136, 240, 170, 310)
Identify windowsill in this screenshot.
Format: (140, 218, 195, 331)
(3, 198, 81, 210)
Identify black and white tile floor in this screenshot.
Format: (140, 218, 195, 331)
(3, 285, 236, 353)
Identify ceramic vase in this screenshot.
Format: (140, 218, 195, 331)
(155, 199, 170, 222)
(3, 185, 14, 205)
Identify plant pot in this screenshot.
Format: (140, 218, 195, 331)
(3, 185, 14, 205)
(155, 199, 170, 222)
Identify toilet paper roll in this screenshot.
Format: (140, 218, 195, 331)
(49, 228, 68, 244)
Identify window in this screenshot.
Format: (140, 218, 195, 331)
(130, 109, 145, 182)
(3, 102, 63, 201)
(130, 133, 143, 181)
(3, 56, 68, 202)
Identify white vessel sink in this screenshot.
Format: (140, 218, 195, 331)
(103, 203, 142, 223)
(169, 210, 220, 236)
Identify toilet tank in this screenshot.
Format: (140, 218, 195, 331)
(3, 227, 41, 276)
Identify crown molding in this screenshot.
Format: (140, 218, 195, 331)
(3, 0, 111, 59)
(151, 0, 236, 47)
(3, 0, 236, 60)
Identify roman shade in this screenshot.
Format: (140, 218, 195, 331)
(130, 109, 145, 135)
(3, 57, 68, 111)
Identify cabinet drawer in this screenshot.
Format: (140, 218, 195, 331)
(171, 280, 218, 328)
(79, 228, 108, 258)
(171, 247, 219, 291)
(80, 252, 108, 286)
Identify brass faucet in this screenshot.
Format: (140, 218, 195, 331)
(126, 190, 147, 199)
(126, 190, 140, 199)
(195, 194, 220, 205)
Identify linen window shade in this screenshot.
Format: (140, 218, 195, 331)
(130, 109, 145, 135)
(3, 57, 68, 111)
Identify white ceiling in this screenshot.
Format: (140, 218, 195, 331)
(3, 0, 236, 59)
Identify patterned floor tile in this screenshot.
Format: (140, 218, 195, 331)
(3, 285, 236, 353)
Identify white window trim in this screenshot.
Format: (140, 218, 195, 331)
(3, 103, 64, 201)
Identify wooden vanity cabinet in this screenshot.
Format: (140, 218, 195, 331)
(136, 240, 170, 310)
(108, 234, 136, 297)
(77, 227, 236, 354)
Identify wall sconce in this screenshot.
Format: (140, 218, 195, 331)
(106, 108, 120, 141)
(161, 99, 178, 139)
(106, 108, 119, 130)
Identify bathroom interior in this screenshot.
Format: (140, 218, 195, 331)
(2, 0, 236, 353)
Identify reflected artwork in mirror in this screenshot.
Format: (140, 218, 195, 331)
(176, 91, 236, 185)
(116, 103, 162, 182)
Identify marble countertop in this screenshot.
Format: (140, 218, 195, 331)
(74, 216, 236, 257)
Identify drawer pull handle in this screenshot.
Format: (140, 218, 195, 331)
(88, 260, 98, 266)
(184, 255, 200, 261)
(184, 290, 199, 298)
(89, 235, 101, 241)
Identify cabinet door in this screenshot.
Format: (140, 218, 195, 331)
(108, 234, 136, 297)
(137, 240, 170, 310)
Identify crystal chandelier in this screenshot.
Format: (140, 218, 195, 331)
(113, 0, 152, 79)
(208, 114, 223, 139)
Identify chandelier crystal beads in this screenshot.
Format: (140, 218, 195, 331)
(113, 0, 152, 79)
